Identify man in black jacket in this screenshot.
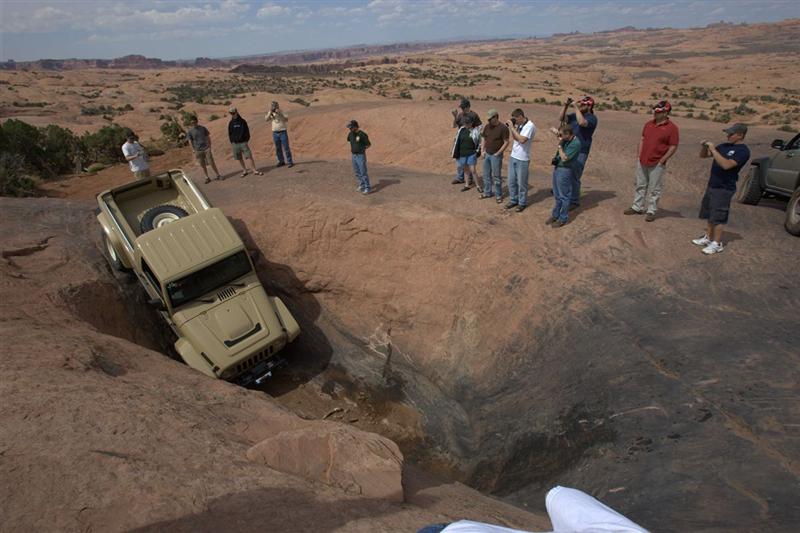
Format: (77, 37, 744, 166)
(228, 107, 262, 177)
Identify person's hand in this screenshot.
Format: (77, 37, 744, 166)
(451, 108, 459, 117)
(550, 127, 559, 136)
(704, 141, 715, 151)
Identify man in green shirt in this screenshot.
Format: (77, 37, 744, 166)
(547, 125, 582, 227)
(347, 119, 371, 194)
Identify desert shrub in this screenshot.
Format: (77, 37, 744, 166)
(0, 119, 46, 173)
(0, 153, 37, 197)
(179, 110, 198, 127)
(290, 97, 310, 107)
(145, 146, 165, 157)
(209, 114, 220, 121)
(40, 124, 82, 175)
(778, 125, 797, 133)
(81, 124, 130, 165)
(160, 116, 187, 145)
(86, 162, 107, 173)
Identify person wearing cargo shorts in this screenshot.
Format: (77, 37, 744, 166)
(227, 107, 262, 177)
(624, 100, 679, 222)
(692, 123, 751, 255)
(186, 116, 222, 183)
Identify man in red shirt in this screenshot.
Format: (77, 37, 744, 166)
(624, 100, 679, 221)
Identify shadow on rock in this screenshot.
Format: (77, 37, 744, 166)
(130, 486, 412, 532)
(230, 218, 333, 396)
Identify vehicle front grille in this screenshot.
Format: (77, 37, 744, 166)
(235, 344, 276, 375)
(217, 287, 237, 300)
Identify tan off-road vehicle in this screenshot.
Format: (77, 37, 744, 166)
(96, 169, 300, 385)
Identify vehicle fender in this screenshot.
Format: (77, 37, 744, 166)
(271, 296, 301, 343)
(749, 157, 770, 188)
(97, 212, 133, 269)
(174, 337, 217, 378)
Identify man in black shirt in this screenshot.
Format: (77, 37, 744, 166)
(227, 107, 262, 177)
(692, 123, 751, 255)
(347, 119, 372, 195)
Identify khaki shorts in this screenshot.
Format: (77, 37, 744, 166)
(231, 142, 252, 159)
(195, 149, 215, 166)
(133, 169, 151, 179)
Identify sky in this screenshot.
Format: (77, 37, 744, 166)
(1, 0, 799, 62)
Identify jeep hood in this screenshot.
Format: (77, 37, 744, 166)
(176, 287, 276, 363)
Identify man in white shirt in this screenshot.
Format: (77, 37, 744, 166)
(121, 130, 150, 178)
(505, 108, 536, 212)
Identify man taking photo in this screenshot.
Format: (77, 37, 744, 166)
(558, 95, 598, 209)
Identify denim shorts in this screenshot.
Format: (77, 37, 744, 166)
(458, 153, 477, 166)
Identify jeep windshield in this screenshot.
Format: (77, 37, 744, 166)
(166, 250, 251, 308)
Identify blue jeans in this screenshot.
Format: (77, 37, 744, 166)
(483, 153, 503, 197)
(273, 130, 293, 165)
(571, 152, 589, 205)
(351, 153, 370, 192)
(508, 156, 530, 206)
(552, 166, 573, 223)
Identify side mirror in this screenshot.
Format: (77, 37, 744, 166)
(148, 298, 166, 310)
(771, 139, 785, 150)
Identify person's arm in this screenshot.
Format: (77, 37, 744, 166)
(700, 141, 711, 158)
(242, 120, 250, 142)
(452, 110, 460, 128)
(507, 122, 528, 144)
(703, 142, 741, 170)
(495, 128, 510, 155)
(574, 107, 588, 127)
(558, 98, 571, 122)
(659, 145, 677, 166)
(561, 139, 580, 162)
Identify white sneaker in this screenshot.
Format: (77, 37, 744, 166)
(702, 241, 724, 255)
(692, 234, 711, 246)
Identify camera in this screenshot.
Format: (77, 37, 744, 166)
(510, 117, 517, 126)
(551, 156, 559, 166)
(566, 97, 574, 105)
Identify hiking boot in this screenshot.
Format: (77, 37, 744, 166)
(702, 241, 724, 255)
(569, 203, 580, 211)
(645, 212, 656, 222)
(476, 185, 483, 194)
(461, 185, 472, 192)
(551, 220, 566, 228)
(505, 202, 518, 209)
(545, 216, 556, 225)
(276, 162, 286, 167)
(692, 235, 711, 246)
(623, 207, 643, 215)
(452, 179, 465, 185)
(515, 205, 526, 213)
(479, 194, 493, 199)
(287, 163, 294, 168)
(362, 189, 371, 195)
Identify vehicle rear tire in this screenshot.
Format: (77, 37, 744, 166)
(140, 205, 189, 233)
(102, 231, 127, 272)
(735, 167, 763, 205)
(785, 187, 800, 236)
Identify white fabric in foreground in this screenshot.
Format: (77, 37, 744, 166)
(440, 486, 649, 533)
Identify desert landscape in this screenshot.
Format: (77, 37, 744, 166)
(1, 15, 800, 533)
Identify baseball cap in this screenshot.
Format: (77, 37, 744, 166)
(486, 109, 499, 119)
(723, 123, 748, 135)
(578, 96, 595, 108)
(653, 100, 671, 113)
(459, 98, 470, 109)
(228, 106, 238, 114)
(346, 119, 359, 129)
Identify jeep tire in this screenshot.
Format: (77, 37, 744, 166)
(785, 187, 800, 236)
(736, 167, 763, 205)
(140, 205, 189, 233)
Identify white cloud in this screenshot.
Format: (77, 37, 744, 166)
(257, 2, 290, 18)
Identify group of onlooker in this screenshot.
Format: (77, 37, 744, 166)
(123, 101, 295, 184)
(448, 95, 751, 254)
(123, 93, 753, 256)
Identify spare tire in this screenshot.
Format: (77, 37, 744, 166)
(140, 205, 189, 233)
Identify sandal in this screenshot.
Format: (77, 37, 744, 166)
(461, 185, 472, 192)
(476, 185, 483, 193)
(204, 177, 212, 184)
(241, 170, 249, 177)
(254, 170, 264, 176)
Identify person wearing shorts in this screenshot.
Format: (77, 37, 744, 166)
(451, 114, 481, 192)
(693, 123, 751, 255)
(186, 116, 222, 183)
(227, 107, 262, 177)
